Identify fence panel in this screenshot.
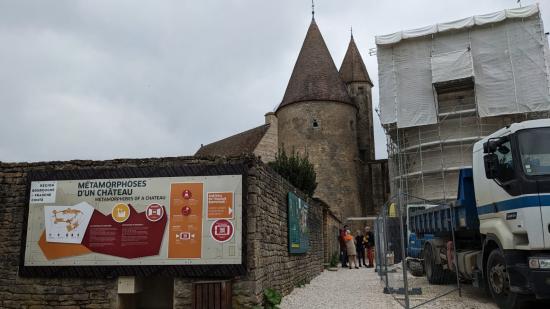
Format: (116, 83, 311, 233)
(375, 193, 461, 309)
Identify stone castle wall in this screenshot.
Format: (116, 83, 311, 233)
(348, 82, 375, 162)
(231, 161, 323, 307)
(276, 101, 362, 221)
(0, 156, 324, 309)
(322, 203, 341, 264)
(365, 159, 390, 215)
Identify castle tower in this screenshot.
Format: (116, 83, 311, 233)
(339, 34, 376, 215)
(339, 34, 374, 162)
(275, 18, 362, 220)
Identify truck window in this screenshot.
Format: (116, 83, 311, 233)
(495, 140, 515, 182)
(518, 127, 550, 176)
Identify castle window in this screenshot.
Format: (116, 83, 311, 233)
(359, 150, 366, 161)
(312, 119, 319, 128)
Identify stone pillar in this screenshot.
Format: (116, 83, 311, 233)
(253, 112, 278, 163)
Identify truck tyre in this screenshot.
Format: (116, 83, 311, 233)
(424, 243, 453, 284)
(486, 249, 523, 309)
(407, 260, 424, 277)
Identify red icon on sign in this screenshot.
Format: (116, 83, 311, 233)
(183, 190, 192, 199)
(182, 205, 191, 216)
(145, 203, 164, 222)
(211, 219, 234, 243)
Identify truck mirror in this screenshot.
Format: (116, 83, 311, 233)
(484, 136, 510, 154)
(484, 154, 499, 179)
(484, 140, 499, 153)
(483, 142, 489, 153)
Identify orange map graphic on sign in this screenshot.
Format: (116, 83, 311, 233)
(168, 183, 203, 258)
(38, 231, 91, 260)
(207, 192, 233, 219)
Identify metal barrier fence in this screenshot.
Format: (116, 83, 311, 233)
(375, 193, 461, 309)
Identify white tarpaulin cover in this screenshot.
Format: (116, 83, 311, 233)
(378, 4, 550, 127)
(431, 50, 473, 84)
(378, 39, 438, 128)
(376, 5, 539, 45)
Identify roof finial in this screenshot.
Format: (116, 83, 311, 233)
(311, 0, 315, 20)
(350, 26, 353, 39)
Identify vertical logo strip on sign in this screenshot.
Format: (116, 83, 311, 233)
(30, 181, 57, 204)
(207, 192, 234, 219)
(168, 183, 203, 258)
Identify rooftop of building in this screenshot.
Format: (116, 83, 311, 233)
(276, 18, 352, 112)
(195, 124, 270, 157)
(339, 35, 373, 86)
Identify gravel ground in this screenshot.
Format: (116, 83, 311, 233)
(279, 266, 499, 309)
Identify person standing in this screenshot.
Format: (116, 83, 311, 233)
(344, 230, 359, 269)
(339, 225, 349, 268)
(364, 225, 375, 268)
(355, 230, 366, 267)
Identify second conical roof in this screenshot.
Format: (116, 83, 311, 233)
(277, 19, 352, 111)
(339, 35, 373, 85)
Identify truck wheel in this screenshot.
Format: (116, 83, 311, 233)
(424, 243, 453, 284)
(407, 260, 424, 277)
(486, 249, 523, 309)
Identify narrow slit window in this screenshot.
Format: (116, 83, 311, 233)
(312, 119, 319, 128)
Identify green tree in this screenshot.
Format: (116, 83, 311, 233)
(268, 148, 317, 196)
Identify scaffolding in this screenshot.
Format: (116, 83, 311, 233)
(385, 92, 550, 204)
(377, 5, 550, 204)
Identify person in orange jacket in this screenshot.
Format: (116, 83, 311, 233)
(344, 230, 359, 269)
(364, 225, 375, 268)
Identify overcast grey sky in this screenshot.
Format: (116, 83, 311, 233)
(1, 0, 548, 162)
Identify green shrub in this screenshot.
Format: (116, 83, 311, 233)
(263, 288, 282, 309)
(268, 148, 317, 197)
(329, 252, 339, 267)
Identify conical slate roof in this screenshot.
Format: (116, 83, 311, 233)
(339, 35, 373, 86)
(277, 19, 352, 111)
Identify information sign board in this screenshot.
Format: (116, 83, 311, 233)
(288, 192, 309, 254)
(23, 175, 242, 266)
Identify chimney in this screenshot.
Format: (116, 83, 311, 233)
(265, 112, 277, 126)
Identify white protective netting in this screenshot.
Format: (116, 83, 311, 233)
(378, 4, 550, 128)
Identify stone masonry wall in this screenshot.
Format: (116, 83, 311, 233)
(276, 101, 362, 221)
(1, 156, 324, 309)
(368, 159, 390, 215)
(231, 161, 324, 308)
(348, 82, 375, 162)
(323, 206, 341, 264)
